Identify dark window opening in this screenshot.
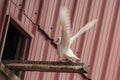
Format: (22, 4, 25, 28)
(2, 22, 25, 60)
(1, 22, 27, 78)
(0, 15, 31, 80)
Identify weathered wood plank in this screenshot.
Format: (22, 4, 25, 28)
(0, 63, 21, 80)
(3, 60, 89, 73)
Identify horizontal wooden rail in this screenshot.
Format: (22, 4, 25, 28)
(2, 60, 89, 73)
(2, 60, 91, 80)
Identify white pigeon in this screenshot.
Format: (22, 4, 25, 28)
(57, 7, 98, 62)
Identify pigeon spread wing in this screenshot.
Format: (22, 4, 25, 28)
(60, 7, 71, 49)
(58, 6, 97, 61)
(69, 19, 98, 46)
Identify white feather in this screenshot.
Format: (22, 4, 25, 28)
(57, 6, 98, 61)
(59, 7, 71, 49)
(70, 19, 98, 46)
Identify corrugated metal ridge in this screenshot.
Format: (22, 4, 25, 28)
(10, 0, 37, 25)
(0, 0, 120, 80)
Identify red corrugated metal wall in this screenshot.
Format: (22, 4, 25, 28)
(0, 0, 120, 80)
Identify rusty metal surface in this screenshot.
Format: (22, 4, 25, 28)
(0, 0, 120, 80)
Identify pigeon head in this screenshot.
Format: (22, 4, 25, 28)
(56, 37, 61, 44)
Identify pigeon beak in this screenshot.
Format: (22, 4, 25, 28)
(56, 39, 59, 43)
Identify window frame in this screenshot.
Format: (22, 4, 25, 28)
(0, 15, 33, 79)
(0, 15, 32, 60)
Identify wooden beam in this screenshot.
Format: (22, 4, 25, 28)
(2, 60, 89, 73)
